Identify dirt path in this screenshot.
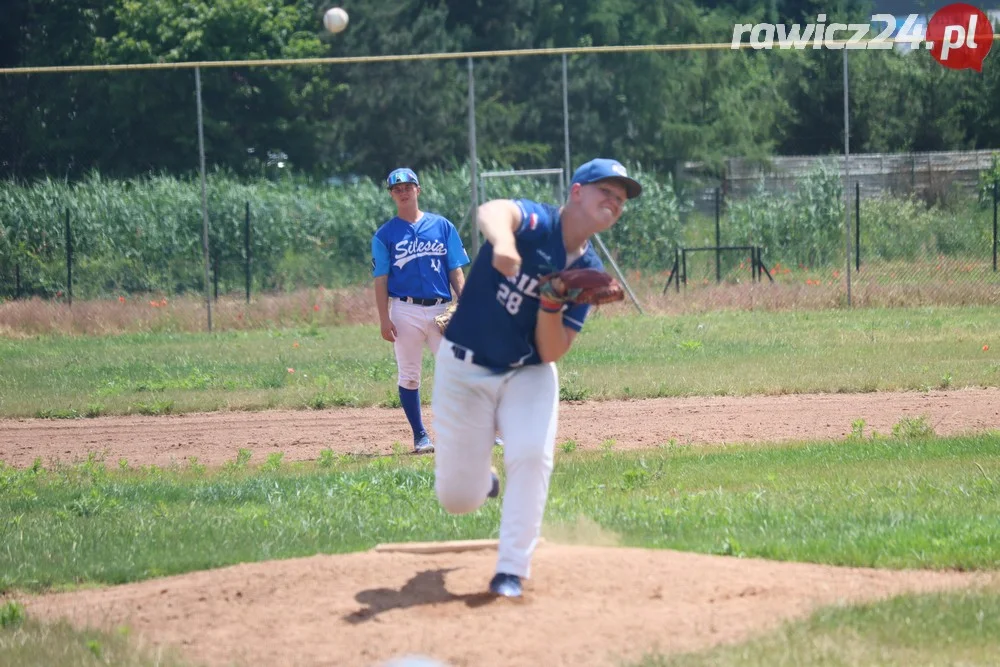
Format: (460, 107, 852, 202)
(2, 388, 997, 468)
(7, 389, 999, 667)
(24, 546, 989, 667)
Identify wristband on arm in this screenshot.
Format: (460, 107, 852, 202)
(539, 297, 564, 313)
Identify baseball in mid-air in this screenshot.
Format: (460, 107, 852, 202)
(324, 7, 349, 33)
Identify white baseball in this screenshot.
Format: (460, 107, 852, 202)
(323, 7, 349, 33)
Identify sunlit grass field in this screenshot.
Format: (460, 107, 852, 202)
(0, 305, 996, 418)
(1, 304, 998, 665)
(1, 432, 999, 666)
(3, 433, 999, 592)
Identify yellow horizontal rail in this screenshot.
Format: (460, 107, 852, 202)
(1, 35, 996, 75)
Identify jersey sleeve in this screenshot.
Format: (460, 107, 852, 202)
(561, 303, 591, 332)
(371, 232, 391, 277)
(512, 200, 554, 242)
(445, 222, 470, 271)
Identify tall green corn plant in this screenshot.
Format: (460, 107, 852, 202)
(859, 196, 936, 261)
(728, 164, 844, 269)
(220, 174, 386, 290)
(0, 164, 679, 296)
(0, 183, 22, 296)
(0, 178, 72, 297)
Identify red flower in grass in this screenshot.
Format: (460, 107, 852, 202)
(119, 296, 126, 304)
(313, 304, 320, 312)
(984, 345, 991, 352)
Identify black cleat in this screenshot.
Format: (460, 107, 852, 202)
(488, 572, 522, 598)
(487, 468, 500, 498)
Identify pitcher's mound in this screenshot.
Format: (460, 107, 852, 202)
(24, 543, 983, 667)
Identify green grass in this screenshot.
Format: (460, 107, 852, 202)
(1, 304, 998, 665)
(0, 306, 997, 418)
(0, 325, 400, 417)
(1, 433, 999, 665)
(0, 608, 189, 667)
(0, 452, 499, 592)
(2, 433, 998, 593)
(570, 305, 997, 398)
(549, 433, 1000, 570)
(636, 585, 1000, 667)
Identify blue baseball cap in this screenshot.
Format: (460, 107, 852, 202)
(386, 167, 419, 189)
(571, 159, 642, 199)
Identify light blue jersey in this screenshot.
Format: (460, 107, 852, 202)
(372, 213, 469, 301)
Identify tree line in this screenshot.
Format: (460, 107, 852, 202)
(2, 0, 999, 184)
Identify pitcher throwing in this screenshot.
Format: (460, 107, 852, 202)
(430, 158, 641, 597)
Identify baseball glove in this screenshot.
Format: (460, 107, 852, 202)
(538, 268, 625, 310)
(434, 302, 458, 333)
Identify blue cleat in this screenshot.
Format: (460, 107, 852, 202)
(413, 433, 435, 454)
(488, 468, 500, 499)
(488, 572, 522, 598)
(494, 435, 504, 447)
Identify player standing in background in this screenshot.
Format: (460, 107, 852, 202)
(430, 158, 642, 597)
(372, 167, 470, 454)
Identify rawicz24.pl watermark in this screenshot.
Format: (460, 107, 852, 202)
(731, 2, 995, 71)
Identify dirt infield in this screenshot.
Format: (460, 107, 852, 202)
(24, 546, 988, 667)
(6, 388, 999, 667)
(1, 387, 997, 468)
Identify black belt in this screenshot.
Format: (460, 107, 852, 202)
(450, 344, 474, 363)
(448, 343, 512, 373)
(397, 296, 449, 306)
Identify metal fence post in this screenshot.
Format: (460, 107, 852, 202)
(675, 248, 681, 292)
(993, 179, 998, 272)
(64, 207, 73, 306)
(715, 187, 721, 283)
(467, 57, 479, 258)
(562, 53, 571, 190)
(245, 201, 252, 303)
(842, 49, 852, 307)
(195, 66, 212, 332)
(855, 181, 860, 272)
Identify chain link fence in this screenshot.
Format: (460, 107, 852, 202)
(2, 49, 999, 313)
(675, 149, 1000, 309)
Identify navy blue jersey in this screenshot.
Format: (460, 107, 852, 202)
(445, 200, 604, 369)
(372, 213, 470, 301)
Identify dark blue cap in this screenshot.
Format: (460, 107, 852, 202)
(571, 159, 642, 199)
(386, 168, 419, 189)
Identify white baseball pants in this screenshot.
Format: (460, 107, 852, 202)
(389, 299, 447, 389)
(431, 340, 559, 579)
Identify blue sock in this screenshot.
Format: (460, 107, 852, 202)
(398, 386, 425, 438)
